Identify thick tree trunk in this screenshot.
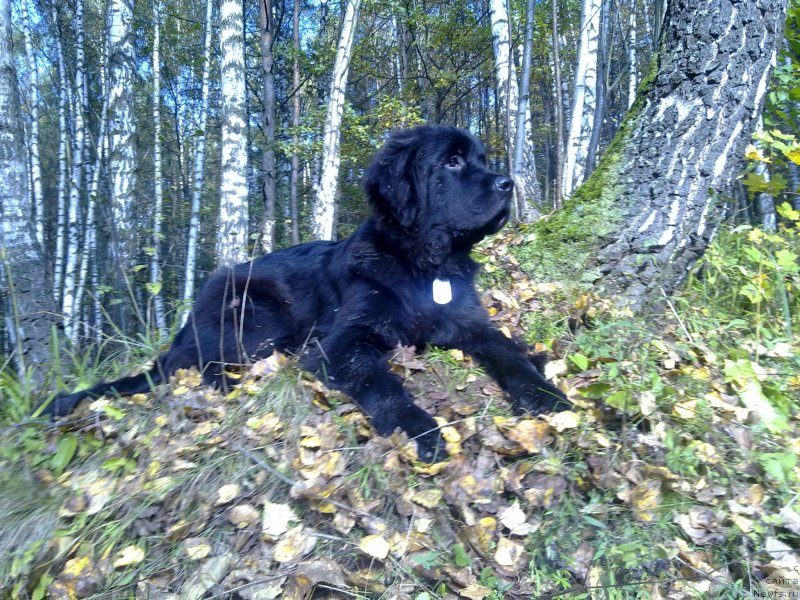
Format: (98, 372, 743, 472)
(313, 0, 360, 241)
(0, 0, 59, 380)
(529, 0, 786, 312)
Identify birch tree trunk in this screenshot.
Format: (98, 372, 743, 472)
(217, 0, 249, 264)
(289, 0, 301, 245)
(1, 0, 58, 379)
(489, 0, 541, 221)
(550, 0, 564, 209)
(512, 0, 540, 222)
(19, 0, 43, 247)
(182, 0, 213, 319)
(532, 0, 787, 312)
(62, 0, 87, 343)
(259, 0, 276, 253)
(53, 14, 68, 303)
(628, 0, 638, 109)
(150, 1, 166, 333)
(106, 0, 137, 306)
(562, 0, 601, 197)
(312, 0, 361, 241)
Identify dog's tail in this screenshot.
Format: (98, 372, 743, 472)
(36, 363, 166, 419)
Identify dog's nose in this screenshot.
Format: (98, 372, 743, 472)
(495, 176, 514, 192)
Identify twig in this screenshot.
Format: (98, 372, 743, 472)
(660, 286, 694, 344)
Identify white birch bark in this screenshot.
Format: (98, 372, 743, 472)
(19, 0, 43, 247)
(259, 0, 276, 253)
(107, 0, 137, 275)
(181, 0, 213, 321)
(1, 0, 58, 377)
(312, 0, 361, 241)
(628, 0, 637, 109)
(62, 0, 87, 343)
(562, 0, 601, 197)
(489, 0, 540, 221)
(53, 13, 68, 303)
(150, 1, 166, 333)
(217, 0, 249, 264)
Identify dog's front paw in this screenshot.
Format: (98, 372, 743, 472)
(373, 403, 445, 463)
(512, 381, 569, 415)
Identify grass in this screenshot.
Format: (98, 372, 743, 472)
(0, 218, 798, 598)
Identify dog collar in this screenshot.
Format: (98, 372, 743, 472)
(432, 278, 452, 304)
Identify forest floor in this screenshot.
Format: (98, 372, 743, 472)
(1, 225, 799, 600)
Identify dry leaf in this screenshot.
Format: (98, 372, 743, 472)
(113, 545, 145, 569)
(504, 419, 552, 453)
(179, 554, 232, 600)
(215, 483, 241, 505)
(283, 559, 347, 600)
(494, 536, 525, 571)
(676, 507, 724, 545)
(498, 502, 537, 536)
(546, 410, 580, 432)
(183, 537, 212, 560)
(273, 526, 317, 563)
(459, 582, 493, 600)
(412, 489, 443, 508)
(631, 479, 662, 522)
(228, 504, 260, 528)
(359, 534, 390, 560)
(262, 501, 297, 539)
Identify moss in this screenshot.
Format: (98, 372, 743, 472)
(513, 51, 662, 286)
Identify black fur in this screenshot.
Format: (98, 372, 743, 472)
(41, 125, 568, 461)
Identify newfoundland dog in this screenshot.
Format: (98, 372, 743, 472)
(42, 125, 567, 461)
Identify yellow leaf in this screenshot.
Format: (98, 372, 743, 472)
(262, 501, 297, 539)
(459, 582, 493, 600)
(274, 526, 317, 563)
(505, 419, 552, 453)
(113, 545, 145, 569)
(214, 483, 241, 505)
(183, 537, 212, 560)
(474, 517, 497, 552)
(359, 534, 390, 560)
(63, 555, 92, 577)
(631, 479, 662, 523)
(494, 536, 525, 570)
(228, 504, 260, 528)
(783, 147, 800, 166)
(546, 410, 580, 432)
(412, 489, 443, 508)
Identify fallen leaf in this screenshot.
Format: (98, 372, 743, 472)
(631, 479, 662, 522)
(228, 504, 260, 528)
(283, 559, 347, 600)
(504, 419, 552, 453)
(494, 536, 525, 571)
(179, 554, 232, 600)
(412, 489, 443, 508)
(183, 537, 212, 560)
(113, 545, 145, 569)
(498, 502, 538, 536)
(273, 526, 317, 563)
(262, 501, 297, 539)
(459, 582, 493, 600)
(546, 410, 580, 432)
(215, 483, 241, 505)
(359, 534, 390, 560)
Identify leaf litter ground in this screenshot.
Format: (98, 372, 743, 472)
(2, 228, 800, 599)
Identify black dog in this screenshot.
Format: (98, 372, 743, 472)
(42, 125, 567, 461)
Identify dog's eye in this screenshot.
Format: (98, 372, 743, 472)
(445, 156, 464, 169)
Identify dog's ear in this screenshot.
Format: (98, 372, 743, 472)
(365, 132, 424, 229)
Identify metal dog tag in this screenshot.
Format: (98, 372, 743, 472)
(432, 278, 452, 304)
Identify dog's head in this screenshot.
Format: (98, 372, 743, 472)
(366, 125, 514, 266)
